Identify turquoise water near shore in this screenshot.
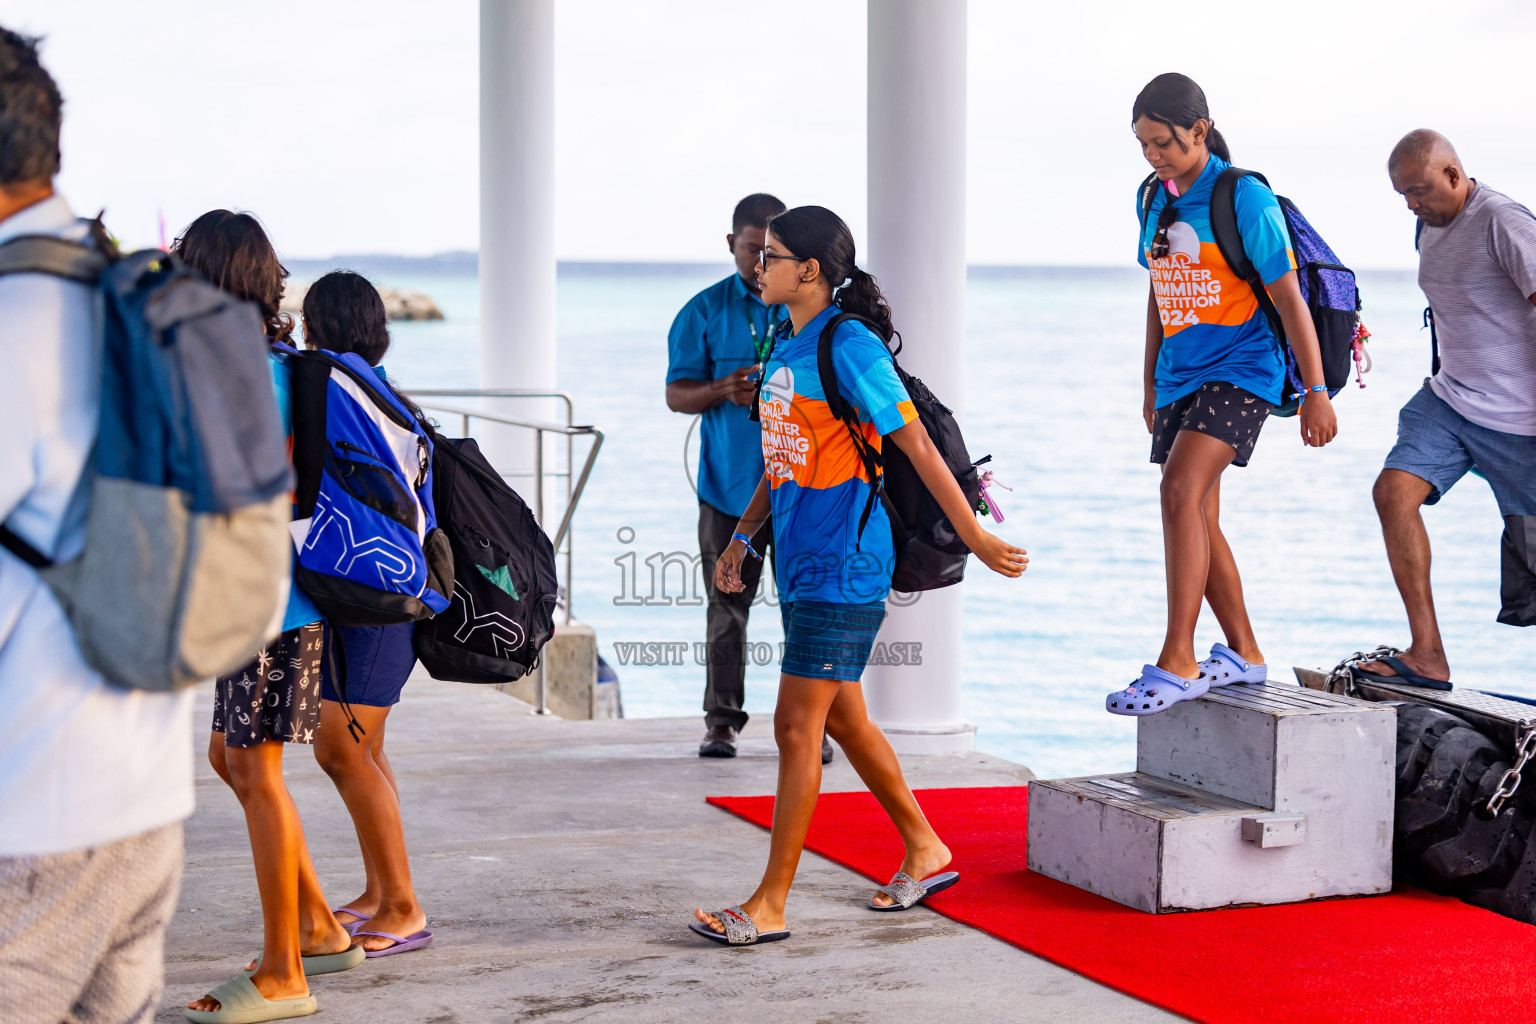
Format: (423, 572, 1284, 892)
(363, 265, 1532, 779)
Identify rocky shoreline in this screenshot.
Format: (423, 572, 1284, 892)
(281, 280, 444, 321)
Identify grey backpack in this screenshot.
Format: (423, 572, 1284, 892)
(0, 229, 292, 691)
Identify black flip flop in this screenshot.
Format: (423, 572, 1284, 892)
(1354, 655, 1452, 691)
(688, 906, 790, 946)
(868, 870, 961, 911)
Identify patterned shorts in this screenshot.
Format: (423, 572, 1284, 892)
(1150, 381, 1274, 468)
(211, 622, 325, 748)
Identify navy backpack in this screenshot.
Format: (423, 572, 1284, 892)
(280, 344, 454, 625)
(1140, 169, 1366, 416)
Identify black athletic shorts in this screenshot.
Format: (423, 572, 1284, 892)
(1150, 381, 1273, 468)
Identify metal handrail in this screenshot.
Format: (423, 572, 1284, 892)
(405, 388, 603, 717)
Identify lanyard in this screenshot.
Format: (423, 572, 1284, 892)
(743, 297, 783, 365)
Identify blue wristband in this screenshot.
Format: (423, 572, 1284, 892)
(1288, 384, 1329, 402)
(731, 531, 762, 560)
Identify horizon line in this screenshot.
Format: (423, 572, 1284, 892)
(283, 254, 1421, 276)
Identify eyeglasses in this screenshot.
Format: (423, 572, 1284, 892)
(758, 250, 808, 271)
(1149, 201, 1180, 260)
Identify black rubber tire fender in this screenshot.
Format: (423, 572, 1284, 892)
(1394, 703, 1476, 798)
(1417, 769, 1528, 894)
(1395, 726, 1504, 861)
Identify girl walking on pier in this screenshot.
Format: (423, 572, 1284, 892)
(302, 271, 434, 958)
(691, 206, 1028, 945)
(181, 213, 361, 1022)
(1106, 74, 1337, 717)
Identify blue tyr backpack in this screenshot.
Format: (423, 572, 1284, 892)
(1139, 168, 1367, 416)
(278, 344, 454, 625)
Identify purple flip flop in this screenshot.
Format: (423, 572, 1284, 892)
(357, 928, 434, 957)
(331, 905, 372, 936)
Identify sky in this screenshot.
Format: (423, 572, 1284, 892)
(3, 0, 1533, 267)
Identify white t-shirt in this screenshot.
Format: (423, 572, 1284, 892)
(1418, 181, 1536, 436)
(0, 194, 194, 857)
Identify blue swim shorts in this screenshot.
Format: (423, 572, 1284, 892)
(1384, 383, 1536, 516)
(779, 600, 887, 682)
(320, 623, 418, 708)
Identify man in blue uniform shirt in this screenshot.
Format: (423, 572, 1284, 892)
(667, 194, 830, 762)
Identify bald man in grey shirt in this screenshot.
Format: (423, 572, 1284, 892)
(1360, 130, 1536, 687)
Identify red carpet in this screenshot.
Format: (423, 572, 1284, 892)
(708, 786, 1536, 1024)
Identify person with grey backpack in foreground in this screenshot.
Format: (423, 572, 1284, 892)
(0, 27, 288, 1024)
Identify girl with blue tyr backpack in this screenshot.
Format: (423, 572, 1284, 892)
(298, 271, 436, 960)
(1107, 73, 1348, 717)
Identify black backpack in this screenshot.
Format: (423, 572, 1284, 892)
(412, 434, 559, 683)
(814, 313, 985, 593)
(1139, 168, 1364, 416)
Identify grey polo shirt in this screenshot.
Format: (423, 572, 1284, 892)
(1418, 181, 1536, 436)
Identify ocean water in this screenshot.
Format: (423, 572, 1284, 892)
(370, 265, 1534, 780)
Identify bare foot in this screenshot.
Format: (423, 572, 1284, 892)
(332, 894, 377, 928)
(1225, 645, 1265, 667)
(693, 897, 784, 936)
(1359, 647, 1450, 682)
(355, 903, 428, 953)
(871, 840, 953, 908)
(1155, 658, 1202, 681)
(188, 966, 309, 1013)
(242, 921, 355, 972)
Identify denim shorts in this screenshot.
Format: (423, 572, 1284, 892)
(320, 623, 417, 708)
(779, 600, 887, 682)
(1384, 383, 1536, 516)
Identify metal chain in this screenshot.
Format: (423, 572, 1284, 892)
(1325, 645, 1402, 698)
(1482, 722, 1536, 820)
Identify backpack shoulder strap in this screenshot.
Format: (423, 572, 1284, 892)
(1138, 171, 1161, 240)
(287, 350, 329, 519)
(1414, 218, 1426, 252)
(817, 312, 891, 550)
(1210, 166, 1286, 344)
(0, 235, 108, 285)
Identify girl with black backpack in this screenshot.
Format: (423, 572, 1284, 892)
(1106, 74, 1337, 718)
(689, 206, 1028, 946)
(301, 271, 434, 959)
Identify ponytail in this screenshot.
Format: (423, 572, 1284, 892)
(835, 267, 894, 341)
(1132, 73, 1230, 162)
(1206, 125, 1231, 163)
(768, 204, 897, 340)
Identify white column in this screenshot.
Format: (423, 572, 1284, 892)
(864, 0, 973, 754)
(479, 0, 556, 468)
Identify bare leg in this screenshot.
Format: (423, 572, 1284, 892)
(188, 740, 347, 1012)
(823, 681, 951, 906)
(1156, 431, 1237, 679)
(1200, 478, 1264, 665)
(694, 673, 839, 935)
(314, 700, 425, 951)
(1361, 469, 1450, 679)
(205, 734, 352, 981)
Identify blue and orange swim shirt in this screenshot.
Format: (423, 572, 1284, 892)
(759, 305, 917, 605)
(1137, 153, 1295, 407)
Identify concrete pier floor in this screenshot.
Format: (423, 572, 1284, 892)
(159, 675, 1175, 1023)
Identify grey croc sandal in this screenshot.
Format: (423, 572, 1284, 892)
(869, 870, 961, 911)
(687, 906, 791, 946)
(244, 944, 365, 978)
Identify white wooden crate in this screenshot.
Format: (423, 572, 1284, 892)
(1027, 683, 1396, 913)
